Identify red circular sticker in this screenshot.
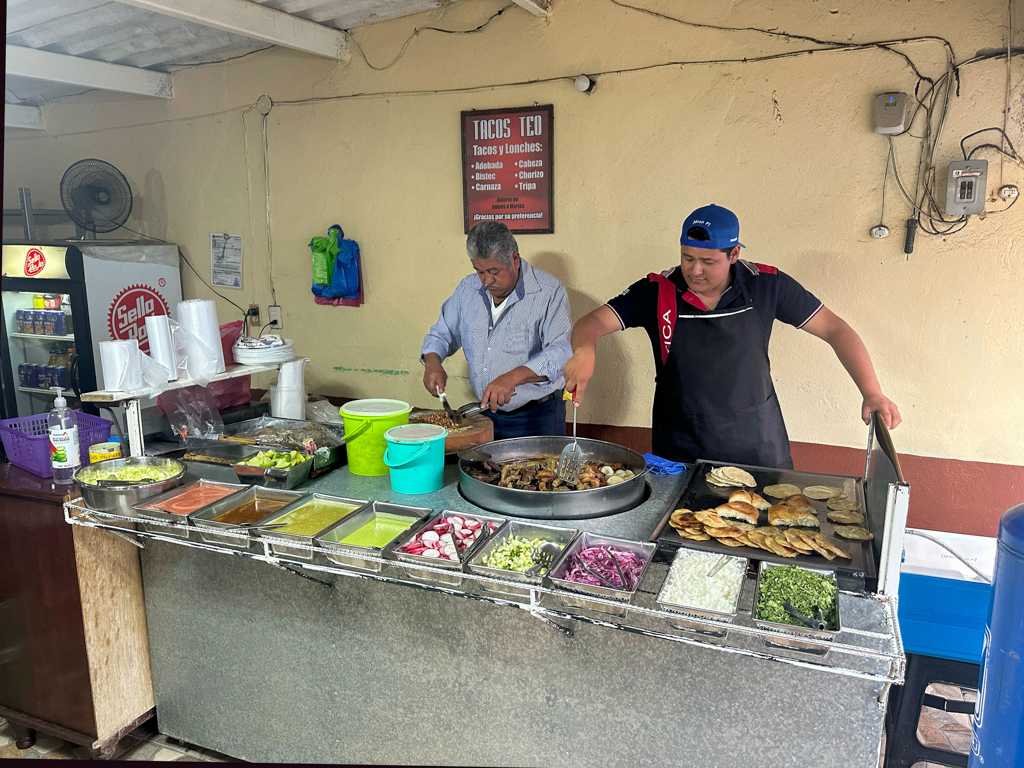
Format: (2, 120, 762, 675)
(108, 284, 170, 353)
(158, 278, 166, 288)
(24, 248, 46, 277)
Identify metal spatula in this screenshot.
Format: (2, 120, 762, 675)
(557, 390, 583, 484)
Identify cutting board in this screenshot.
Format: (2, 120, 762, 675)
(409, 410, 493, 455)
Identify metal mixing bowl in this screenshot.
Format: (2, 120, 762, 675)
(73, 456, 187, 516)
(458, 436, 649, 519)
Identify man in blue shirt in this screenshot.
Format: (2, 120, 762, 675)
(421, 222, 572, 439)
(563, 204, 901, 468)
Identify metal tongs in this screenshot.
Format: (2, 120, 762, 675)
(436, 387, 486, 422)
(578, 547, 628, 589)
(783, 602, 828, 631)
(95, 477, 158, 487)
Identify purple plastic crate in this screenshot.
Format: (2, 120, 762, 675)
(0, 412, 113, 478)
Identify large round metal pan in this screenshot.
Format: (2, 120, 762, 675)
(458, 436, 649, 519)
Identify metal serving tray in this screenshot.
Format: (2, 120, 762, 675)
(752, 561, 842, 655)
(466, 521, 579, 597)
(314, 502, 431, 572)
(189, 487, 309, 549)
(388, 511, 506, 587)
(232, 454, 314, 490)
(220, 417, 347, 478)
(650, 458, 875, 591)
(132, 479, 247, 539)
(547, 533, 657, 617)
(655, 548, 749, 637)
(181, 441, 263, 465)
(254, 494, 371, 562)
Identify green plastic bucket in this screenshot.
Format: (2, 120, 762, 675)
(383, 424, 448, 495)
(339, 399, 411, 476)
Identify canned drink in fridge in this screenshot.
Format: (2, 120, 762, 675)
(89, 442, 122, 463)
(31, 310, 45, 334)
(15, 309, 26, 333)
(53, 366, 68, 388)
(52, 311, 66, 337)
(42, 311, 56, 335)
(17, 364, 29, 387)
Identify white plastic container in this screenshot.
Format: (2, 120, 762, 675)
(270, 384, 305, 420)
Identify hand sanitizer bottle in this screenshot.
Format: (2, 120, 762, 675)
(48, 387, 81, 484)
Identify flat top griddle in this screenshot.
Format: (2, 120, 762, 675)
(650, 459, 877, 591)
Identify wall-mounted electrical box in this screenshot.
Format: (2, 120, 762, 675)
(874, 92, 908, 134)
(945, 159, 988, 216)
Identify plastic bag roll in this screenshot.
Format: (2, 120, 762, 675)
(278, 357, 308, 388)
(98, 339, 142, 391)
(145, 315, 177, 382)
(177, 299, 225, 374)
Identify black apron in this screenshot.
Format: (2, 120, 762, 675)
(649, 274, 793, 468)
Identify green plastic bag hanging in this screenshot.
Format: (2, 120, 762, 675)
(309, 233, 339, 286)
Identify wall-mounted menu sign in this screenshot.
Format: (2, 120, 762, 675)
(461, 105, 553, 234)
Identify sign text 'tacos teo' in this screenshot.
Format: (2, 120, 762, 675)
(462, 105, 554, 234)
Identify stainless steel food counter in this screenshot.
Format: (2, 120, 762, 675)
(64, 456, 903, 768)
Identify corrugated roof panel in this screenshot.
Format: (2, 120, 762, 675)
(252, 0, 440, 30)
(5, 0, 444, 109)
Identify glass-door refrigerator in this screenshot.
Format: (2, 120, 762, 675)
(1, 242, 182, 421)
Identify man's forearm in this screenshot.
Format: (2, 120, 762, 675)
(571, 312, 611, 353)
(828, 325, 883, 398)
(507, 365, 547, 386)
(423, 352, 444, 368)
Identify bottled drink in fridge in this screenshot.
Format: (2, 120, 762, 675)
(47, 387, 81, 484)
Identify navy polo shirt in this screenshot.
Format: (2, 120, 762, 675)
(606, 259, 823, 354)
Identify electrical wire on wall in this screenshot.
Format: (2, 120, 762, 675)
(113, 222, 250, 323)
(237, 0, 1022, 270)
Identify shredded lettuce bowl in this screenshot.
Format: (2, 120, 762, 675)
(75, 459, 184, 486)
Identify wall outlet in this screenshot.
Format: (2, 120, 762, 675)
(247, 304, 261, 328)
(268, 304, 282, 330)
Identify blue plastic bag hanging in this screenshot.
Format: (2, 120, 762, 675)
(311, 224, 360, 301)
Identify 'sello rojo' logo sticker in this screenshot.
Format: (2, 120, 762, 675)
(107, 284, 169, 353)
(24, 248, 46, 276)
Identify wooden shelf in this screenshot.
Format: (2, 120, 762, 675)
(80, 363, 281, 403)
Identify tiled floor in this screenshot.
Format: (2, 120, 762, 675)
(910, 682, 977, 768)
(0, 717, 235, 762)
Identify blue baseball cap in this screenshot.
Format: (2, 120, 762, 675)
(680, 204, 745, 250)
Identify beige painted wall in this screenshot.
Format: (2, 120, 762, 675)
(5, 0, 1022, 465)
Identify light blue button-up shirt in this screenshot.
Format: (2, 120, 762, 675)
(421, 259, 572, 412)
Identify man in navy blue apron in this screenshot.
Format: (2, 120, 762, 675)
(563, 204, 901, 468)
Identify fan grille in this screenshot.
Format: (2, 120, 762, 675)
(60, 159, 133, 233)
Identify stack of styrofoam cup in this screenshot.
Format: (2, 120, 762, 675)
(270, 357, 307, 419)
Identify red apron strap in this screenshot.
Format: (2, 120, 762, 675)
(647, 272, 676, 365)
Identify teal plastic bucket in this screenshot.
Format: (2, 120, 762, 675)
(383, 424, 448, 495)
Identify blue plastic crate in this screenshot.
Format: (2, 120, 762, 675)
(898, 572, 992, 664)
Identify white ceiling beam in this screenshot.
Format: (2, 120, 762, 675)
(5, 45, 174, 99)
(511, 0, 550, 16)
(115, 0, 348, 60)
(5, 103, 44, 130)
